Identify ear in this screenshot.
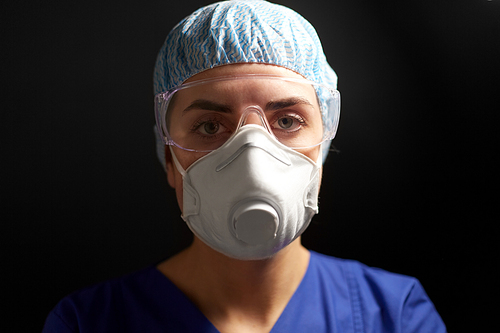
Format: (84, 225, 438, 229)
(164, 147, 177, 189)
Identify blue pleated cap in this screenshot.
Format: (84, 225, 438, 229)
(154, 0, 339, 163)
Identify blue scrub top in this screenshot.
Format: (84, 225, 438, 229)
(43, 251, 446, 332)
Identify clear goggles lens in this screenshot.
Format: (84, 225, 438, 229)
(155, 75, 340, 152)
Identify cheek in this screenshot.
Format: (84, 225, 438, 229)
(174, 147, 207, 171)
(300, 145, 321, 164)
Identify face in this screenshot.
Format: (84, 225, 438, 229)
(164, 64, 323, 212)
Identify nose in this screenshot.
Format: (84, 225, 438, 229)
(242, 112, 262, 125)
(238, 106, 272, 132)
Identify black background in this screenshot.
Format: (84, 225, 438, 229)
(3, 0, 498, 331)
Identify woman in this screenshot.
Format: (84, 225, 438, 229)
(43, 1, 446, 332)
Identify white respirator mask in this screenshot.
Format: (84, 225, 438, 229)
(170, 123, 321, 260)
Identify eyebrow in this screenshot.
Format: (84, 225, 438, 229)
(182, 100, 232, 115)
(266, 97, 314, 111)
(181, 96, 314, 115)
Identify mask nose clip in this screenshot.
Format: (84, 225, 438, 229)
(237, 105, 273, 134)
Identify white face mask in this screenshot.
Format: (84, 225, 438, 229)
(170, 124, 321, 260)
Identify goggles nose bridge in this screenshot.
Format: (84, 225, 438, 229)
(237, 105, 273, 134)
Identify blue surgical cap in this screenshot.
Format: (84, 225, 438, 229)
(154, 0, 339, 163)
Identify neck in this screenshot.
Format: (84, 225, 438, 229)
(157, 237, 310, 332)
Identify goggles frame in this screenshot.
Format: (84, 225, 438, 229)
(154, 74, 340, 152)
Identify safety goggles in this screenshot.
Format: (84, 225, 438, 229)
(155, 75, 340, 152)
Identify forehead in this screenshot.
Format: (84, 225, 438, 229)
(185, 63, 307, 82)
(175, 64, 319, 107)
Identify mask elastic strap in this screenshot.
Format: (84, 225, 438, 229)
(169, 146, 201, 219)
(169, 146, 187, 177)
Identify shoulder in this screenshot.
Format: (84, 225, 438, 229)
(308, 251, 447, 333)
(42, 266, 181, 333)
(310, 250, 425, 298)
(309, 251, 417, 295)
(56, 265, 160, 309)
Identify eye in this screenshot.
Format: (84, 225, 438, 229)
(199, 121, 220, 135)
(273, 115, 304, 131)
(191, 117, 231, 138)
(277, 117, 294, 129)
